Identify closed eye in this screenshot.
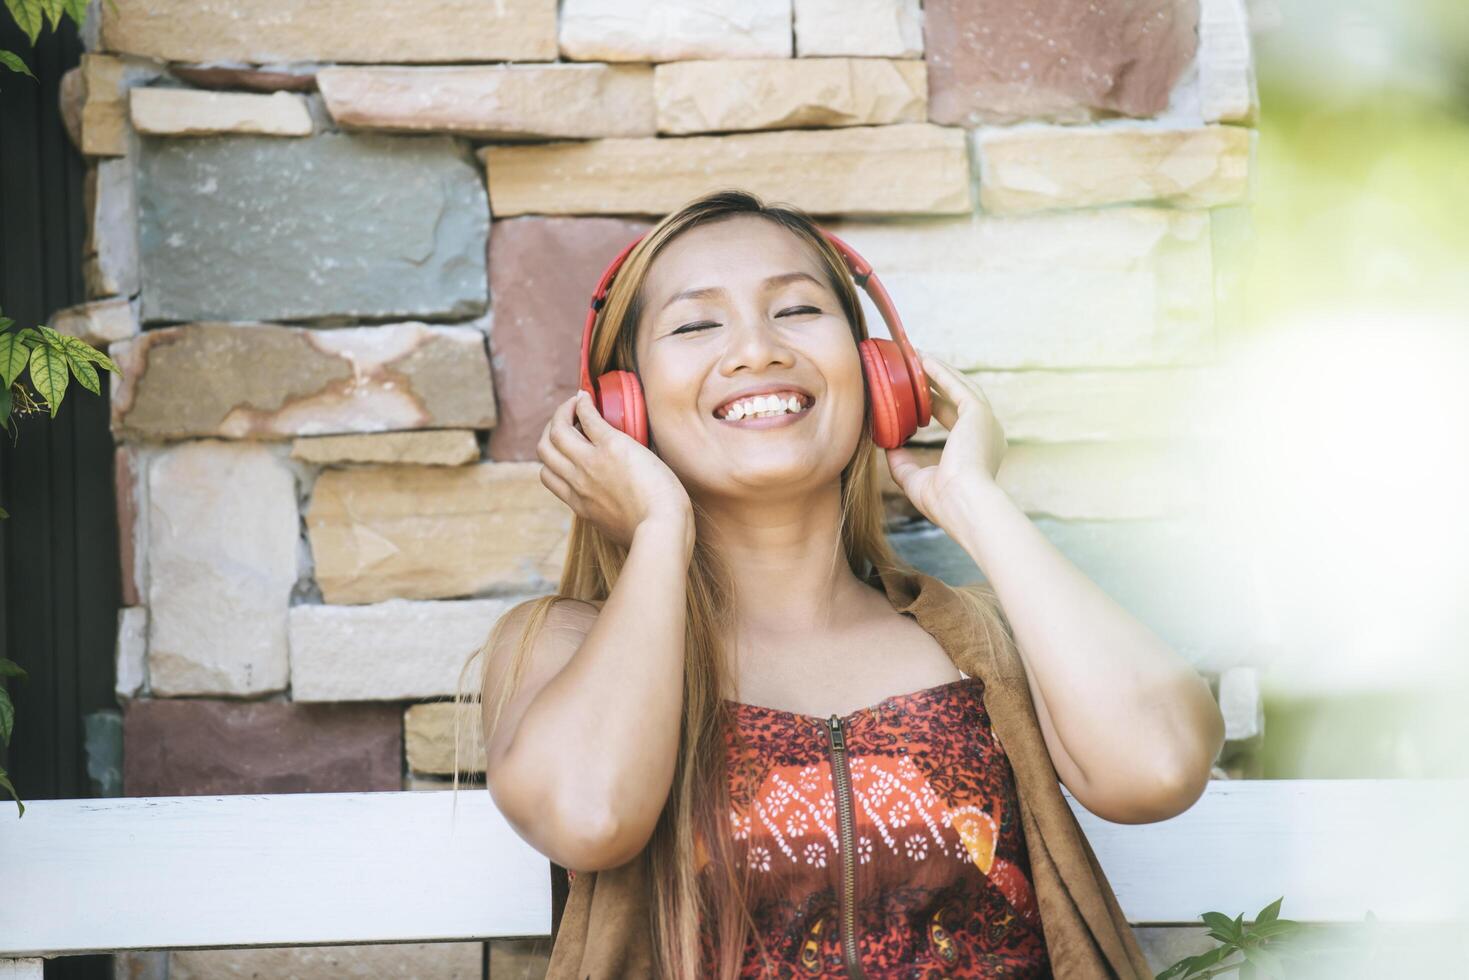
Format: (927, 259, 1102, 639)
(671, 306, 822, 336)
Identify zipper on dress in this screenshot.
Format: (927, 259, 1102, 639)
(826, 715, 865, 979)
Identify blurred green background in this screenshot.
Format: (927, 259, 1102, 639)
(1225, 0, 1469, 778)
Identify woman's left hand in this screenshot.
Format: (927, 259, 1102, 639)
(884, 350, 1008, 531)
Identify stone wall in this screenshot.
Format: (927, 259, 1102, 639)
(55, 0, 1263, 976)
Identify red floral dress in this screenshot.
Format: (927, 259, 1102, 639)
(697, 675, 1050, 978)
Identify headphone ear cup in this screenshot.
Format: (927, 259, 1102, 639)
(859, 338, 919, 450)
(594, 370, 649, 446)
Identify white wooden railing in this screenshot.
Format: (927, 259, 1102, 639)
(2, 780, 1465, 976)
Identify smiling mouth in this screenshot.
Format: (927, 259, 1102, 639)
(713, 392, 815, 421)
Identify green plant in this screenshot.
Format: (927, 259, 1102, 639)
(0, 305, 121, 816)
(1157, 897, 1307, 980)
(1, 0, 119, 86)
(0, 657, 26, 816)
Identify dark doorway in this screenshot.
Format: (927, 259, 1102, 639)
(1, 10, 119, 980)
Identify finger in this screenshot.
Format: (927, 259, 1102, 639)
(538, 434, 576, 481)
(572, 389, 617, 444)
(885, 447, 924, 490)
(920, 350, 990, 408)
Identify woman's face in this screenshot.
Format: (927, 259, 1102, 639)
(632, 214, 867, 503)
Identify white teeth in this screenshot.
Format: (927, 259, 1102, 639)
(719, 392, 808, 420)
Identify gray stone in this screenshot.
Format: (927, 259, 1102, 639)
(146, 441, 298, 697)
(115, 605, 148, 700)
(84, 155, 139, 299)
(136, 132, 489, 324)
(84, 709, 124, 797)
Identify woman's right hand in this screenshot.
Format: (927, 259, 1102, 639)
(537, 389, 694, 550)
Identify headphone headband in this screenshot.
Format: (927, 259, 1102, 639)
(578, 227, 923, 403)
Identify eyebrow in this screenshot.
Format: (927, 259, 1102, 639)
(657, 271, 824, 313)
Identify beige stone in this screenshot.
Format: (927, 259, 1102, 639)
(290, 430, 480, 467)
(654, 58, 926, 135)
(998, 442, 1206, 520)
(488, 938, 553, 979)
(976, 123, 1253, 214)
(129, 87, 313, 137)
(317, 63, 655, 140)
(560, 0, 791, 61)
(307, 462, 569, 604)
(880, 442, 1205, 520)
(146, 441, 298, 697)
(907, 368, 1227, 445)
(48, 295, 137, 348)
(100, 0, 557, 63)
(828, 209, 1214, 370)
(289, 595, 538, 701)
(169, 942, 482, 980)
(78, 53, 163, 156)
(110, 321, 497, 442)
(794, 0, 923, 58)
(482, 123, 971, 217)
(1200, 0, 1258, 123)
(405, 702, 486, 775)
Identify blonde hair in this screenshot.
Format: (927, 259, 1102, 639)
(449, 189, 1016, 978)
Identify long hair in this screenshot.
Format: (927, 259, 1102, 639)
(449, 189, 1017, 978)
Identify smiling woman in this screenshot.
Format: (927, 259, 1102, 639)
(452, 189, 1220, 980)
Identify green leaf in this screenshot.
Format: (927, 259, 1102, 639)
(0, 658, 26, 679)
(0, 765, 23, 818)
(1255, 897, 1283, 924)
(67, 350, 100, 396)
(1250, 919, 1304, 940)
(27, 340, 68, 416)
(5, 0, 44, 44)
(59, 334, 120, 374)
(0, 504, 8, 518)
(37, 324, 70, 351)
(40, 0, 65, 31)
(1243, 945, 1286, 978)
(0, 330, 28, 387)
(0, 685, 13, 745)
(1200, 912, 1243, 945)
(63, 0, 86, 23)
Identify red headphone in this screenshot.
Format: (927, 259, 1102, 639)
(578, 228, 931, 450)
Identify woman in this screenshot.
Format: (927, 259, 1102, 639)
(458, 190, 1224, 978)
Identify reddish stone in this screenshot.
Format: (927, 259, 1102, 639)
(924, 0, 1199, 125)
(169, 64, 318, 93)
(123, 699, 402, 796)
(486, 216, 653, 460)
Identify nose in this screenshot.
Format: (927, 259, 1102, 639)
(717, 308, 796, 377)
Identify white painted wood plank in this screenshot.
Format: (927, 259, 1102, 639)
(3, 780, 1464, 958)
(0, 789, 550, 958)
(0, 961, 44, 980)
(1069, 779, 1469, 924)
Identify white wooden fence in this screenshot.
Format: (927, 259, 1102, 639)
(2, 780, 1466, 976)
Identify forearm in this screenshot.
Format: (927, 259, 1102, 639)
(949, 480, 1223, 812)
(510, 516, 694, 862)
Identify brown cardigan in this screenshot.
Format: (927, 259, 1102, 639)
(544, 565, 1155, 978)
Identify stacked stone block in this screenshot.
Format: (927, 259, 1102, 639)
(53, 1, 1263, 975)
